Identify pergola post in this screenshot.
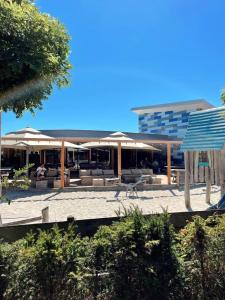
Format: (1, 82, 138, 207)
(117, 142, 122, 179)
(60, 140, 65, 189)
(184, 151, 191, 209)
(167, 143, 171, 185)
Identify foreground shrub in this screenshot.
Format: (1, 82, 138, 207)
(1, 226, 89, 300)
(1, 210, 225, 299)
(89, 207, 182, 300)
(177, 214, 225, 300)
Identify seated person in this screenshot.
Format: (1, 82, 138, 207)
(36, 164, 47, 179)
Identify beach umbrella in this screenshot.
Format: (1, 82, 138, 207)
(82, 132, 159, 177)
(2, 127, 86, 168)
(82, 131, 159, 151)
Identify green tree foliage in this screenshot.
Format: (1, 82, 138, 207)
(0, 0, 71, 116)
(221, 90, 225, 104)
(1, 164, 33, 203)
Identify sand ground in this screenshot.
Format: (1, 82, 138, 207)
(0, 185, 221, 224)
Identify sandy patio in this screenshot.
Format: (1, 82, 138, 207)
(0, 186, 221, 225)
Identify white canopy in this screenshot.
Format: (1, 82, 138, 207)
(81, 141, 159, 151)
(101, 131, 133, 141)
(2, 127, 86, 150)
(82, 132, 159, 151)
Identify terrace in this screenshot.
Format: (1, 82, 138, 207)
(1, 127, 182, 190)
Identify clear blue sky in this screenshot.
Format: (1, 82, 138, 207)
(3, 0, 225, 134)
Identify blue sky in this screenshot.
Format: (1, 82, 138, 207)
(3, 0, 225, 134)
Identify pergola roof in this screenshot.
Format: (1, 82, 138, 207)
(181, 106, 225, 151)
(40, 129, 181, 143)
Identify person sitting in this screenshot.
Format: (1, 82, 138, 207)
(36, 164, 47, 180)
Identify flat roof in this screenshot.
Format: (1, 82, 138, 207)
(40, 129, 181, 143)
(131, 99, 214, 115)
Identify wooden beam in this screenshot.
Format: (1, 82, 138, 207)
(117, 142, 122, 179)
(205, 151, 211, 204)
(194, 151, 199, 183)
(60, 140, 65, 189)
(1, 136, 182, 145)
(167, 143, 171, 185)
(189, 151, 194, 184)
(205, 166, 211, 204)
(184, 151, 191, 209)
(214, 150, 219, 186)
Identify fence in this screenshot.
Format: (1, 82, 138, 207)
(0, 209, 224, 243)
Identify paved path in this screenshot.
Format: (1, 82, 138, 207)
(0, 186, 221, 224)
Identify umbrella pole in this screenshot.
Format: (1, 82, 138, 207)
(26, 149, 29, 167)
(117, 142, 122, 180)
(60, 141, 65, 189)
(26, 148, 29, 175)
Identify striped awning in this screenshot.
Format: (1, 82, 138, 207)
(181, 106, 225, 151)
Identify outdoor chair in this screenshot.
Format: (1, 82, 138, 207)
(115, 175, 147, 199)
(122, 169, 135, 183)
(102, 169, 115, 178)
(91, 169, 103, 176)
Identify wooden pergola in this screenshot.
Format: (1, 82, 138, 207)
(2, 136, 181, 188)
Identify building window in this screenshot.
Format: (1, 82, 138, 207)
(165, 111, 173, 114)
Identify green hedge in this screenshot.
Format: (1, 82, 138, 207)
(0, 208, 225, 300)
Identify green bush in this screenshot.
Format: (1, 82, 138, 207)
(1, 226, 90, 300)
(177, 214, 225, 300)
(1, 210, 225, 299)
(91, 208, 181, 300)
